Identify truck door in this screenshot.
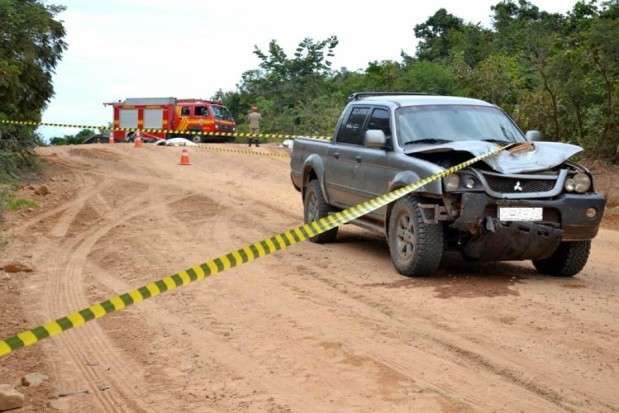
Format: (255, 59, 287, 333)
(325, 106, 370, 208)
(354, 107, 398, 219)
(176, 105, 192, 132)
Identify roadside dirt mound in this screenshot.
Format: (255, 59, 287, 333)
(68, 147, 122, 162)
(587, 159, 619, 207)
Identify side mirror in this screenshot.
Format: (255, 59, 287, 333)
(365, 129, 386, 149)
(525, 130, 543, 142)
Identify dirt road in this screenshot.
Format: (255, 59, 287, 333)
(1, 144, 618, 412)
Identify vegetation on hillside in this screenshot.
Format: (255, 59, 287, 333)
(0, 0, 66, 181)
(219, 0, 619, 158)
(50, 129, 96, 145)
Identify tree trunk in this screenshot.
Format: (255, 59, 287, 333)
(573, 101, 585, 145)
(592, 50, 615, 153)
(539, 69, 562, 140)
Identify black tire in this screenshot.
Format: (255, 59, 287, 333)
(387, 196, 444, 277)
(532, 240, 590, 277)
(303, 180, 338, 243)
(192, 135, 202, 143)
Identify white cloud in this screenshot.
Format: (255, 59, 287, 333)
(40, 0, 577, 138)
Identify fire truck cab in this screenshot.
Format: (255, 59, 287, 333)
(105, 97, 236, 143)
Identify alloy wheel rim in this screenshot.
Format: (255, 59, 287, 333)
(396, 212, 415, 259)
(306, 192, 319, 222)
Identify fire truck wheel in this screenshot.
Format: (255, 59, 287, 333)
(192, 135, 202, 143)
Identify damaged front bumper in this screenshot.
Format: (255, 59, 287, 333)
(452, 192, 606, 261)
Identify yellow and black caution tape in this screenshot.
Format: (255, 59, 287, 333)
(196, 144, 290, 159)
(0, 145, 506, 358)
(0, 119, 331, 141)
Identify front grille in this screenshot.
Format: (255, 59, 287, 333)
(484, 175, 556, 193)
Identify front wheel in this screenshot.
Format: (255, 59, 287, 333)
(192, 135, 202, 143)
(387, 197, 444, 277)
(303, 180, 338, 243)
(532, 241, 591, 277)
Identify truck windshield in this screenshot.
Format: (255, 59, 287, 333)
(396, 105, 524, 146)
(211, 105, 233, 121)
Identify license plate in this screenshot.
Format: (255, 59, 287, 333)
(499, 207, 543, 222)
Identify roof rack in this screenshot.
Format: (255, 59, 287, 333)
(348, 91, 430, 101)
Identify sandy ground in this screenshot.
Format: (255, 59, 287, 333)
(1, 144, 618, 413)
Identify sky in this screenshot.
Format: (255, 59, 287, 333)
(39, 0, 578, 139)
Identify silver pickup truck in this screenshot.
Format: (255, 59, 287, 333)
(290, 93, 606, 277)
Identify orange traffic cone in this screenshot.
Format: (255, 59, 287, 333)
(134, 131, 143, 148)
(108, 131, 114, 144)
(179, 149, 191, 166)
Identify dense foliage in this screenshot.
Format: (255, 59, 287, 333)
(220, 0, 619, 158)
(0, 0, 66, 179)
(50, 129, 95, 145)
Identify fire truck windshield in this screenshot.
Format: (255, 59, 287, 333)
(211, 105, 233, 120)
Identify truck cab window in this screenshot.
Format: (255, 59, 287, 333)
(338, 107, 370, 145)
(195, 106, 209, 116)
(181, 106, 191, 116)
(367, 108, 391, 137)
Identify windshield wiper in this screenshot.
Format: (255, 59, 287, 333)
(403, 138, 452, 145)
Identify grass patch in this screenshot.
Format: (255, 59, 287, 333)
(6, 197, 38, 211)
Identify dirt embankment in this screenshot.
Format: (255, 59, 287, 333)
(585, 160, 619, 230)
(0, 144, 618, 412)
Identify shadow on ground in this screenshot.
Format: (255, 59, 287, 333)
(335, 229, 578, 299)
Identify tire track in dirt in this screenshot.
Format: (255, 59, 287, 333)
(41, 182, 152, 412)
(26, 149, 195, 412)
(42, 188, 203, 412)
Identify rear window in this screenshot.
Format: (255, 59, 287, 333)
(211, 105, 233, 121)
(338, 107, 370, 145)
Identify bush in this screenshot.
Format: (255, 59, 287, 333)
(6, 197, 38, 211)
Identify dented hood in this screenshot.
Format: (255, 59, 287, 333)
(404, 140, 583, 174)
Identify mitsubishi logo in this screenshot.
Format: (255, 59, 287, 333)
(514, 181, 523, 192)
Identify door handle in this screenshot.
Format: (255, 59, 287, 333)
(354, 155, 362, 163)
(333, 152, 340, 159)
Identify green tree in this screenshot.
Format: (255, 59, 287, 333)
(49, 129, 94, 145)
(0, 0, 67, 177)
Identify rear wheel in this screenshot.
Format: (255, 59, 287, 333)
(387, 197, 443, 277)
(532, 240, 590, 277)
(192, 135, 202, 143)
(303, 180, 338, 243)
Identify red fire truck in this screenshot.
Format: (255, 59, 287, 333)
(104, 97, 236, 142)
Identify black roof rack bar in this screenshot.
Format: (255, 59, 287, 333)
(348, 91, 430, 101)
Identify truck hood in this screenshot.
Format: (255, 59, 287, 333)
(404, 140, 583, 174)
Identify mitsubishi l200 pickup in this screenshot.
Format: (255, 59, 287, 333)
(290, 93, 606, 277)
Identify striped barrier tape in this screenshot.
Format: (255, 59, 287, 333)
(0, 119, 331, 141)
(0, 144, 506, 358)
(196, 144, 290, 159)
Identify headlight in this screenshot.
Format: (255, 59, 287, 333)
(564, 178, 576, 192)
(573, 173, 591, 193)
(444, 175, 460, 191)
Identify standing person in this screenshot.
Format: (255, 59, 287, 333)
(247, 106, 262, 147)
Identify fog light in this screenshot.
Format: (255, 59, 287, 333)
(565, 178, 576, 192)
(585, 208, 597, 218)
(444, 175, 460, 191)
